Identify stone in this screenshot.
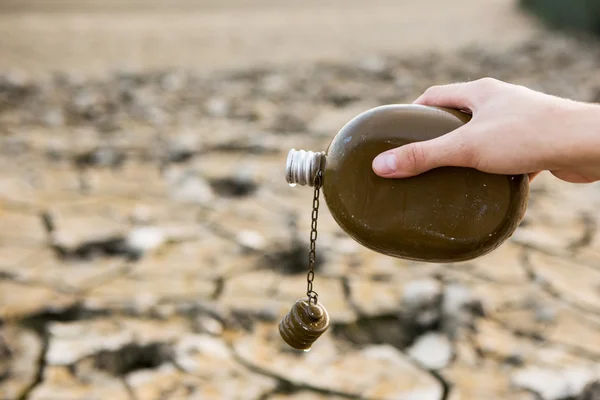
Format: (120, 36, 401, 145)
(125, 226, 166, 253)
(398, 278, 444, 328)
(193, 315, 224, 336)
(441, 283, 482, 337)
(165, 169, 215, 204)
(205, 97, 230, 118)
(511, 366, 600, 400)
(407, 332, 453, 370)
(41, 108, 65, 127)
(235, 229, 266, 251)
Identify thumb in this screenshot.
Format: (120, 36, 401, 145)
(372, 132, 475, 178)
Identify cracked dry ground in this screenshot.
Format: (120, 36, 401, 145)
(2, 35, 600, 400)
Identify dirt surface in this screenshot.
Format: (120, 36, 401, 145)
(2, 1, 600, 400)
(0, 0, 540, 78)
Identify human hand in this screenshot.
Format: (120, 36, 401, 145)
(372, 78, 600, 183)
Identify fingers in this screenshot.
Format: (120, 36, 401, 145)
(372, 78, 503, 178)
(372, 130, 476, 178)
(413, 77, 500, 111)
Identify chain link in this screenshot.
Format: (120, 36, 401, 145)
(306, 170, 322, 305)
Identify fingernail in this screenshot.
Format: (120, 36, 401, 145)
(373, 152, 396, 175)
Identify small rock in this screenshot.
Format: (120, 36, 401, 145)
(159, 71, 186, 92)
(153, 303, 176, 319)
(166, 132, 201, 163)
(535, 304, 557, 323)
(206, 97, 230, 118)
(442, 284, 474, 317)
(358, 55, 389, 75)
(129, 205, 155, 226)
(167, 170, 214, 204)
(236, 230, 266, 251)
(72, 88, 98, 113)
(512, 366, 598, 400)
(403, 279, 443, 307)
(193, 315, 224, 336)
(441, 283, 483, 337)
(41, 108, 65, 127)
(407, 332, 453, 370)
(260, 74, 288, 94)
(126, 227, 166, 253)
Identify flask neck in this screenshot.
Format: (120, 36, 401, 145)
(286, 149, 325, 187)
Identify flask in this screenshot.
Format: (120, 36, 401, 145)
(285, 104, 529, 263)
(278, 104, 529, 351)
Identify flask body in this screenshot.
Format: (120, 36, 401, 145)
(321, 104, 529, 262)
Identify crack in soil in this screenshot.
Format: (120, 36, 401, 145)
(16, 329, 48, 400)
(231, 349, 368, 400)
(489, 317, 600, 363)
(520, 250, 600, 318)
(568, 212, 597, 252)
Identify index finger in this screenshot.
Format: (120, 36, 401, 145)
(413, 78, 500, 112)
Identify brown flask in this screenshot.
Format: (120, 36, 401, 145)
(286, 104, 529, 263)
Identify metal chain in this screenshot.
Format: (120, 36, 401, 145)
(306, 170, 322, 305)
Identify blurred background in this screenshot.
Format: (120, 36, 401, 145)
(1, 0, 600, 399)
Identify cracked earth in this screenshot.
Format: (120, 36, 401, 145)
(2, 25, 600, 400)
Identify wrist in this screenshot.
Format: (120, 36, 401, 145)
(551, 101, 600, 169)
(573, 102, 600, 158)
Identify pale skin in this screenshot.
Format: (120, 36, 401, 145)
(372, 77, 600, 183)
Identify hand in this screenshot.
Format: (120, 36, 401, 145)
(372, 78, 600, 183)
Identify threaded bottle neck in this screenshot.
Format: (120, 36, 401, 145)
(286, 149, 325, 187)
